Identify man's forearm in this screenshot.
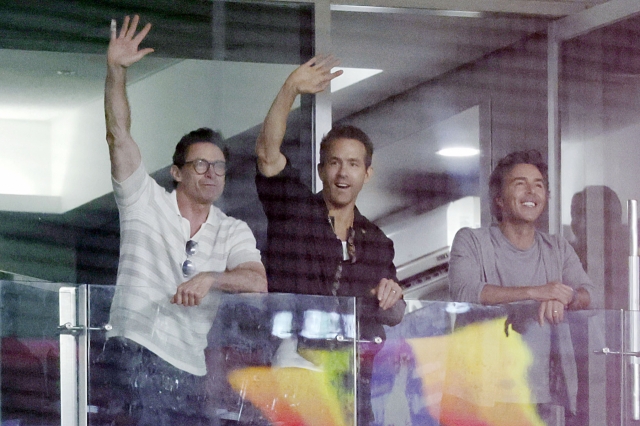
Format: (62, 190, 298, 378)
(479, 284, 537, 305)
(105, 65, 131, 145)
(210, 262, 268, 293)
(255, 81, 297, 177)
(104, 65, 141, 182)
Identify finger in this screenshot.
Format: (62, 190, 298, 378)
(538, 302, 546, 326)
(330, 69, 344, 79)
(133, 48, 155, 62)
(126, 15, 140, 39)
(316, 54, 338, 69)
(187, 293, 195, 307)
(325, 58, 342, 73)
(172, 291, 182, 305)
(302, 56, 318, 67)
(556, 303, 565, 323)
(550, 304, 562, 324)
(382, 291, 400, 310)
(110, 19, 117, 40)
(376, 279, 390, 301)
(132, 22, 153, 45)
(119, 15, 130, 39)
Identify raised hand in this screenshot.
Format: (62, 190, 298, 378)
(108, 15, 154, 69)
(285, 55, 343, 95)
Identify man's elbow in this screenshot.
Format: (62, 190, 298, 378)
(255, 274, 268, 293)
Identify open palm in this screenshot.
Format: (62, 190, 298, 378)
(107, 15, 154, 68)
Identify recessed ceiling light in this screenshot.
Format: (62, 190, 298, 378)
(437, 147, 480, 157)
(331, 67, 382, 92)
(56, 70, 76, 76)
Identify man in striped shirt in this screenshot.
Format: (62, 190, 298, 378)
(100, 15, 266, 425)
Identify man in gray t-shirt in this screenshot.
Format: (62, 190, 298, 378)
(448, 150, 599, 422)
(449, 149, 596, 321)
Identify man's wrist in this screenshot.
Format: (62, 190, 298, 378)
(567, 288, 578, 310)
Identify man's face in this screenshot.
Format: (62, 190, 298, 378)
(171, 142, 226, 205)
(496, 163, 547, 225)
(318, 137, 372, 210)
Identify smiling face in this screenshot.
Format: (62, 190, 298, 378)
(170, 142, 226, 205)
(317, 137, 372, 211)
(496, 163, 547, 225)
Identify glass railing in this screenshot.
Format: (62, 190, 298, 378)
(85, 286, 357, 426)
(0, 280, 67, 425)
(373, 300, 621, 426)
(0, 279, 635, 425)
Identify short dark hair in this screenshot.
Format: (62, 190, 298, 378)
(171, 127, 225, 188)
(489, 149, 548, 221)
(173, 127, 224, 167)
(319, 125, 374, 168)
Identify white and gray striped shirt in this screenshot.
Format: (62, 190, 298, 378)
(107, 163, 261, 375)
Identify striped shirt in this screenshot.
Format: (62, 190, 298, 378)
(107, 163, 261, 375)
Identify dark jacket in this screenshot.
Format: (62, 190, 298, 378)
(256, 159, 405, 341)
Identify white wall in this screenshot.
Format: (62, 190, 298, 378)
(561, 121, 640, 227)
(0, 59, 296, 213)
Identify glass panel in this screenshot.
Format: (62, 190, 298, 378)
(329, 8, 554, 296)
(623, 310, 640, 426)
(87, 286, 356, 425)
(0, 0, 313, 283)
(0, 280, 66, 425)
(370, 300, 621, 426)
(559, 15, 640, 311)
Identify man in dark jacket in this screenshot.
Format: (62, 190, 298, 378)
(255, 56, 406, 425)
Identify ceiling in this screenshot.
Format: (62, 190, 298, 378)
(0, 0, 608, 120)
(0, 0, 611, 220)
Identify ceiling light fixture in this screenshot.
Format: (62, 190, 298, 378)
(331, 5, 483, 18)
(437, 147, 480, 157)
(331, 67, 382, 92)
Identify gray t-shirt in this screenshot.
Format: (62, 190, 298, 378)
(449, 225, 599, 306)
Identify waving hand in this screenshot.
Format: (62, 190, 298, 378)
(108, 15, 154, 69)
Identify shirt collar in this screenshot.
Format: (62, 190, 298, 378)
(170, 190, 219, 229)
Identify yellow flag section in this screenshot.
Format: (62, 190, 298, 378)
(407, 317, 546, 426)
(227, 350, 353, 426)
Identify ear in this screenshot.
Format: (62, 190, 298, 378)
(495, 196, 504, 210)
(364, 166, 373, 184)
(317, 162, 325, 181)
(170, 165, 182, 184)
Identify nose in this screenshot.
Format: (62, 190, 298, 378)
(204, 164, 215, 178)
(525, 182, 534, 193)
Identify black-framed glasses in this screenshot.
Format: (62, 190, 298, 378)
(184, 159, 226, 176)
(182, 239, 198, 277)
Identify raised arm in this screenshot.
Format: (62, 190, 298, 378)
(256, 55, 343, 177)
(105, 15, 154, 182)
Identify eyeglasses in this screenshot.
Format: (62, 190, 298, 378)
(184, 159, 226, 176)
(182, 240, 198, 277)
